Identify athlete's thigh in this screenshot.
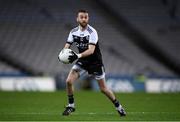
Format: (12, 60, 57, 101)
(66, 64, 86, 82)
(66, 69, 79, 83)
(97, 78, 107, 89)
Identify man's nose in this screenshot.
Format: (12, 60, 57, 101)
(82, 18, 86, 21)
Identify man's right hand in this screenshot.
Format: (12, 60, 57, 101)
(68, 51, 78, 63)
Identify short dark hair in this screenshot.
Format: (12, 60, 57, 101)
(77, 9, 88, 14)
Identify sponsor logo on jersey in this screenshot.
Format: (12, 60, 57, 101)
(74, 36, 78, 39)
(80, 37, 83, 41)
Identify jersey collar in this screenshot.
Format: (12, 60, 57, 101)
(79, 24, 89, 32)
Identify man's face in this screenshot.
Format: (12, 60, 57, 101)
(77, 12, 89, 28)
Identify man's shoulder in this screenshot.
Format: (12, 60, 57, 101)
(87, 25, 97, 34)
(70, 26, 79, 33)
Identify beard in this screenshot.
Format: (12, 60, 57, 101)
(79, 22, 88, 28)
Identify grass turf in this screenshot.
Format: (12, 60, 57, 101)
(0, 91, 180, 121)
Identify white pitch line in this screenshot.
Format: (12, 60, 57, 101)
(1, 111, 179, 115)
(0, 112, 59, 115)
(73, 111, 180, 115)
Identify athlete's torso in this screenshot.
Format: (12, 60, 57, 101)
(67, 25, 103, 65)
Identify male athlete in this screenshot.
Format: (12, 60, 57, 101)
(60, 10, 126, 116)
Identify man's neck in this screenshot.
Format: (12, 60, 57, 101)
(79, 25, 88, 31)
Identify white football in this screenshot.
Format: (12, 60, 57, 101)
(58, 48, 72, 64)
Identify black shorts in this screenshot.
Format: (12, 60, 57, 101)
(72, 60, 105, 80)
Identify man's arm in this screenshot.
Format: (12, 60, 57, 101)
(77, 44, 95, 58)
(64, 43, 71, 49)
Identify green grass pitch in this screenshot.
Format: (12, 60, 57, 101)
(0, 91, 180, 121)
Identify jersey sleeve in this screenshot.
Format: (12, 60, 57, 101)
(89, 30, 98, 45)
(66, 32, 73, 44)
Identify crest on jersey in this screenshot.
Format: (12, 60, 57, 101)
(86, 35, 89, 40)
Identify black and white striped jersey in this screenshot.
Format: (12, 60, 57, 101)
(66, 24, 103, 65)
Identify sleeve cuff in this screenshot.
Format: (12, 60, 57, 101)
(89, 43, 96, 45)
(66, 41, 73, 45)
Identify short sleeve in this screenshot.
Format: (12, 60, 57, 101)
(89, 30, 98, 45)
(67, 32, 73, 44)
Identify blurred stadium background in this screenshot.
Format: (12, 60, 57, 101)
(0, 0, 180, 121)
(0, 0, 180, 92)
